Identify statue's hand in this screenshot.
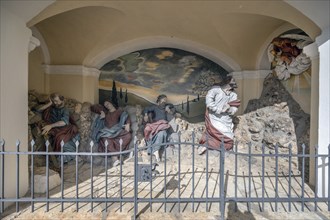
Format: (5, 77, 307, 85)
(100, 111, 105, 119)
(143, 114, 149, 123)
(124, 124, 130, 132)
(222, 104, 230, 113)
(41, 124, 52, 135)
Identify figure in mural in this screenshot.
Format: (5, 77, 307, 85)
(268, 34, 312, 80)
(91, 100, 132, 166)
(143, 94, 171, 162)
(198, 75, 240, 154)
(38, 93, 80, 164)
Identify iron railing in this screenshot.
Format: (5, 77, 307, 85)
(0, 133, 329, 219)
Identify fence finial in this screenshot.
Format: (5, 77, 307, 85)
(0, 138, 4, 147)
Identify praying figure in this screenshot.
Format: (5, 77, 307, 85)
(198, 75, 240, 154)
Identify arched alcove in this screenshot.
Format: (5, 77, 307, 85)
(98, 47, 231, 122)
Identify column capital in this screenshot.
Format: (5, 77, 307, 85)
(28, 36, 40, 53)
(303, 42, 319, 60)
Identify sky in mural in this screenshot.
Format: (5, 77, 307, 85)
(99, 48, 228, 103)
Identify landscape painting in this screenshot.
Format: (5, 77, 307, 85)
(99, 47, 229, 122)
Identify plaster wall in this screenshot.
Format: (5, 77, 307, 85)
(232, 71, 268, 115)
(45, 73, 99, 104)
(29, 47, 46, 93)
(0, 7, 30, 209)
(46, 74, 84, 102)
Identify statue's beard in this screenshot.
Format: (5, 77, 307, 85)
(159, 103, 166, 108)
(55, 103, 64, 108)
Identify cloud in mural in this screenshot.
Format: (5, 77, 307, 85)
(155, 50, 174, 60)
(99, 48, 228, 102)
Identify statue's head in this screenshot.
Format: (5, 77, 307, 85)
(103, 100, 118, 111)
(156, 94, 167, 107)
(50, 93, 65, 108)
(220, 75, 237, 91)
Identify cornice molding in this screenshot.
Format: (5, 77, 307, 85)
(43, 65, 100, 77)
(28, 36, 40, 53)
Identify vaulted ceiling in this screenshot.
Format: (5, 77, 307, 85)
(28, 1, 321, 71)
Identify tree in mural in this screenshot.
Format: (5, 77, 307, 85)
(186, 95, 190, 115)
(125, 89, 128, 103)
(112, 80, 119, 107)
(119, 87, 123, 99)
(192, 70, 224, 96)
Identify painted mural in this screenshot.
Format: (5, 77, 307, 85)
(99, 48, 228, 105)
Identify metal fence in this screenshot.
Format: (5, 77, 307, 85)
(0, 134, 329, 219)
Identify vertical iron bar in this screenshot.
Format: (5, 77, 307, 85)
(90, 141, 94, 212)
(262, 144, 265, 212)
(248, 142, 251, 212)
(235, 142, 238, 212)
(178, 132, 181, 213)
(31, 140, 35, 212)
(206, 140, 209, 212)
(133, 137, 138, 220)
(0, 139, 4, 214)
(75, 141, 79, 212)
(105, 140, 108, 212)
(288, 144, 292, 212)
(149, 141, 153, 212)
(61, 141, 64, 212)
(301, 144, 305, 211)
(275, 144, 278, 212)
(16, 140, 20, 212)
(220, 139, 225, 220)
(164, 141, 167, 212)
(45, 140, 49, 212)
(192, 132, 195, 212)
(119, 139, 123, 212)
(314, 145, 318, 211)
(328, 144, 330, 212)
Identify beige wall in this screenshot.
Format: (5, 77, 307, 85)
(0, 7, 30, 209)
(44, 72, 99, 103)
(29, 47, 45, 93)
(47, 74, 84, 101)
(233, 71, 268, 114)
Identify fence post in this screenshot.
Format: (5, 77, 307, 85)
(314, 145, 318, 211)
(301, 144, 306, 211)
(30, 140, 35, 212)
(219, 139, 225, 220)
(328, 144, 330, 212)
(192, 132, 195, 212)
(133, 136, 138, 220)
(0, 139, 4, 214)
(288, 144, 292, 212)
(119, 138, 123, 212)
(60, 140, 64, 212)
(248, 142, 252, 212)
(45, 140, 50, 212)
(16, 140, 20, 212)
(90, 141, 94, 212)
(75, 140, 79, 212)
